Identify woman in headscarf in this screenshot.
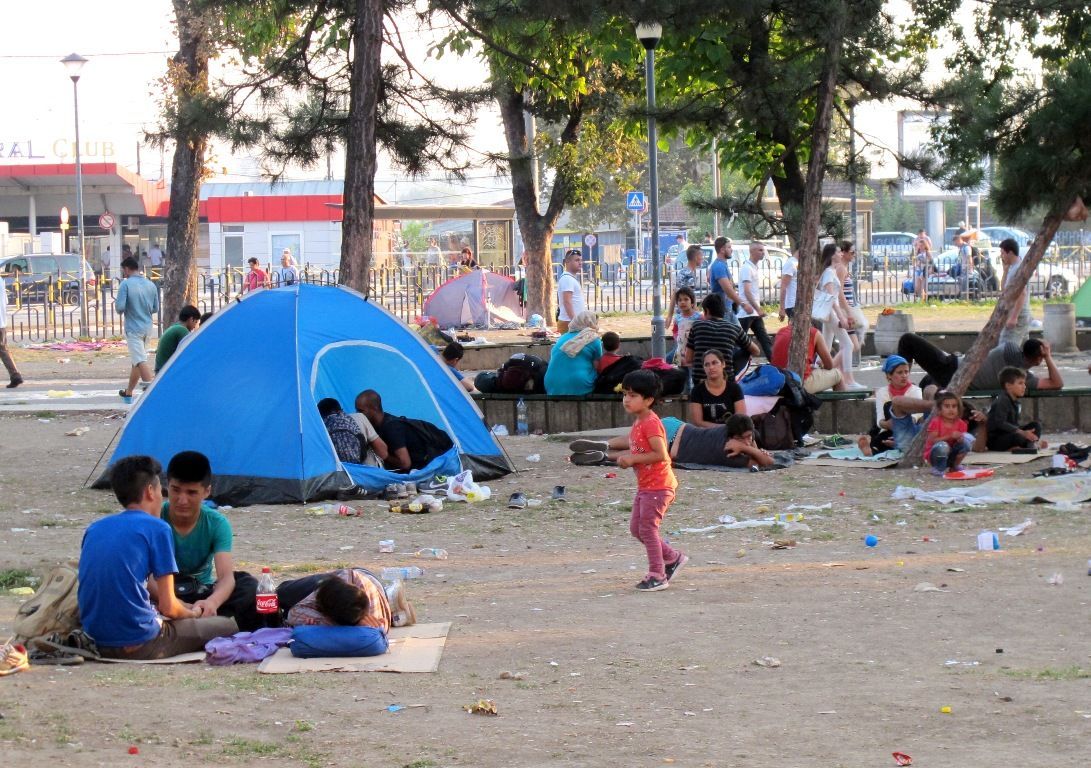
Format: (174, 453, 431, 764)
(544, 311, 603, 395)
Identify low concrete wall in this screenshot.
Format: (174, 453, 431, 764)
(474, 389, 1091, 436)
(461, 329, 1091, 372)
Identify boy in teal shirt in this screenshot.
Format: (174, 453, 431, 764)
(155, 451, 261, 631)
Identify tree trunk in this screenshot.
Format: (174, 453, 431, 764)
(339, 0, 383, 292)
(496, 75, 582, 324)
(897, 208, 1068, 467)
(786, 6, 844, 375)
(161, 0, 209, 325)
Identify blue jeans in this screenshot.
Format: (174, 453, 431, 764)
(929, 435, 973, 471)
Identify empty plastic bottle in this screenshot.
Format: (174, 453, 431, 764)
(516, 398, 529, 435)
(414, 548, 448, 560)
(381, 566, 425, 581)
(773, 512, 804, 523)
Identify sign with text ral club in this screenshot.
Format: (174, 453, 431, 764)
(625, 191, 645, 211)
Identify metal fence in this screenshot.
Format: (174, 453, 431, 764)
(7, 245, 1091, 342)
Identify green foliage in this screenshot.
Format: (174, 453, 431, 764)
(873, 184, 920, 232)
(923, 1, 1091, 219)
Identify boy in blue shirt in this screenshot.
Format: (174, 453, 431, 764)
(78, 456, 237, 659)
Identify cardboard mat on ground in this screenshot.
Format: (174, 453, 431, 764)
(964, 450, 1054, 465)
(259, 622, 451, 674)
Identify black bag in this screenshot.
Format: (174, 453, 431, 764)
(392, 416, 454, 466)
(497, 353, 547, 394)
(754, 402, 795, 450)
(649, 366, 687, 396)
(474, 370, 499, 393)
(593, 355, 644, 394)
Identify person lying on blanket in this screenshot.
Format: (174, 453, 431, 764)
(569, 414, 774, 469)
(277, 568, 416, 631)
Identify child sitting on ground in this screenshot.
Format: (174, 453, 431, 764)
(616, 370, 686, 592)
(986, 366, 1048, 451)
(318, 397, 363, 464)
(724, 414, 775, 469)
(597, 332, 624, 373)
(924, 390, 974, 475)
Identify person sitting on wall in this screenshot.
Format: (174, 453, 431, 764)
(356, 389, 454, 472)
(544, 311, 604, 396)
(442, 342, 477, 393)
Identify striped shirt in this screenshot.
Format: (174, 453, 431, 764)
(286, 568, 391, 633)
(842, 275, 856, 307)
(687, 317, 745, 384)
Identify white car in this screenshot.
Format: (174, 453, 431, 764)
(924, 248, 1075, 299)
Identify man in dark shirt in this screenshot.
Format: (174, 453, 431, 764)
(685, 293, 758, 385)
(356, 390, 451, 471)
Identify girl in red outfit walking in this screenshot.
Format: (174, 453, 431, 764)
(616, 370, 687, 592)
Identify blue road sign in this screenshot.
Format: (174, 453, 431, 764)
(625, 191, 645, 211)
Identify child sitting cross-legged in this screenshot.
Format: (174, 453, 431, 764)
(924, 390, 974, 476)
(986, 366, 1048, 451)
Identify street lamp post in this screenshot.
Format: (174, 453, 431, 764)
(62, 53, 89, 337)
(636, 22, 665, 359)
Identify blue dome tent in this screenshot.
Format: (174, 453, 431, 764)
(94, 284, 513, 505)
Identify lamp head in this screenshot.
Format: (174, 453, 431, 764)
(635, 22, 662, 50)
(61, 53, 88, 81)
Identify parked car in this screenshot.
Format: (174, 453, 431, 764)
(869, 231, 916, 270)
(925, 248, 1075, 299)
(980, 226, 1060, 259)
(1, 253, 97, 305)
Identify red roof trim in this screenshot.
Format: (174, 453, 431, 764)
(200, 194, 345, 223)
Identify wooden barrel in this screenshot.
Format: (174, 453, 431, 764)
(1043, 302, 1077, 352)
(873, 310, 914, 357)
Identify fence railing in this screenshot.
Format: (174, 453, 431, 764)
(6, 248, 1091, 342)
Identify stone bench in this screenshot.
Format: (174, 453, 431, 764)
(472, 387, 1091, 436)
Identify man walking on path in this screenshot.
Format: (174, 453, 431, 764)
(117, 256, 160, 398)
(737, 241, 774, 359)
(0, 273, 23, 388)
(709, 237, 747, 325)
(556, 249, 585, 334)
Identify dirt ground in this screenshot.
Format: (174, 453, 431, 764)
(1, 337, 1090, 768)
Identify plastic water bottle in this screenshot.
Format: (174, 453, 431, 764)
(773, 512, 804, 523)
(381, 566, 425, 581)
(306, 502, 357, 516)
(415, 548, 448, 560)
(516, 398, 529, 435)
(255, 566, 281, 626)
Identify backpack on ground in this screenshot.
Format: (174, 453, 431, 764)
(392, 415, 455, 466)
(753, 401, 796, 450)
(497, 353, 547, 394)
(13, 564, 81, 648)
(593, 355, 645, 394)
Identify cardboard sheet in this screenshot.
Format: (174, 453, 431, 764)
(258, 622, 451, 674)
(800, 457, 899, 469)
(964, 450, 1054, 465)
(98, 652, 206, 664)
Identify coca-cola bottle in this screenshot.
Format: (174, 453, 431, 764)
(255, 566, 281, 627)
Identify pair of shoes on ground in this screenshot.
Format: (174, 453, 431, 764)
(507, 485, 566, 509)
(569, 439, 610, 466)
(6, 376, 23, 389)
(635, 553, 688, 592)
(383, 482, 418, 501)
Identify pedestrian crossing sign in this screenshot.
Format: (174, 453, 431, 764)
(626, 191, 645, 211)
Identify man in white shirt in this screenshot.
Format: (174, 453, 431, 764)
(0, 275, 23, 387)
(737, 242, 774, 359)
(779, 251, 798, 321)
(149, 242, 164, 268)
(556, 249, 585, 333)
(277, 249, 299, 286)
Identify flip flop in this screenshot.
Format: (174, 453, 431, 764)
(943, 467, 995, 480)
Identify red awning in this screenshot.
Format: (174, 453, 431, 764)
(0, 163, 169, 219)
